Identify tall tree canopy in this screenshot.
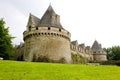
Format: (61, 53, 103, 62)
(0, 18, 13, 59)
(104, 46, 120, 60)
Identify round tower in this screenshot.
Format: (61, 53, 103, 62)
(23, 5, 72, 63)
(91, 40, 107, 62)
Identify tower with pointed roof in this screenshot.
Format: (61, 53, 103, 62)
(91, 40, 107, 62)
(23, 5, 71, 63)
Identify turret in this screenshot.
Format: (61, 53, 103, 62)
(92, 40, 107, 62)
(23, 5, 71, 63)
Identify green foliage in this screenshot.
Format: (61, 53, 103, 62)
(0, 18, 13, 59)
(100, 60, 120, 66)
(1, 60, 120, 80)
(104, 46, 120, 60)
(71, 53, 86, 64)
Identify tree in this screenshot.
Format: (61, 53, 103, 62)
(104, 46, 120, 60)
(0, 18, 13, 59)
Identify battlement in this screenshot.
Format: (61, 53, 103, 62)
(23, 26, 70, 41)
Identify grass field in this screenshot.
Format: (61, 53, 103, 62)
(0, 60, 120, 80)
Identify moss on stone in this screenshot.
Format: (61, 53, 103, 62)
(71, 53, 86, 64)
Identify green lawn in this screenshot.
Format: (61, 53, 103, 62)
(0, 60, 120, 80)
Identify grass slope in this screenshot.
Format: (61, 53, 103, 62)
(0, 60, 120, 80)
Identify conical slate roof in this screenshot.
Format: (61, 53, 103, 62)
(39, 5, 63, 29)
(27, 13, 40, 27)
(91, 40, 102, 51)
(27, 5, 64, 29)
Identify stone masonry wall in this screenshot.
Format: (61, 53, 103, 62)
(23, 27, 71, 63)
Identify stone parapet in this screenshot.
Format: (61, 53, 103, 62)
(23, 26, 70, 41)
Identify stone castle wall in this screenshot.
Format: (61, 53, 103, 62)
(93, 51, 107, 62)
(13, 43, 24, 61)
(70, 42, 107, 63)
(70, 43, 93, 62)
(23, 26, 72, 63)
(15, 26, 108, 63)
(14, 5, 107, 63)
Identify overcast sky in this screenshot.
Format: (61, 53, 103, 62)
(0, 0, 120, 48)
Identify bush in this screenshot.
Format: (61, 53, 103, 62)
(100, 60, 120, 66)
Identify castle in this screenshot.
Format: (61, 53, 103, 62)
(14, 5, 107, 63)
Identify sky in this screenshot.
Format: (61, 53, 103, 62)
(0, 0, 120, 48)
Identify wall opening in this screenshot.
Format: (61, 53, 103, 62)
(36, 27, 38, 30)
(48, 27, 51, 30)
(59, 29, 61, 32)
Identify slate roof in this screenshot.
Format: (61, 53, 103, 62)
(91, 40, 102, 51)
(79, 43, 85, 48)
(27, 13, 40, 27)
(71, 40, 78, 46)
(39, 5, 63, 29)
(27, 5, 63, 29)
